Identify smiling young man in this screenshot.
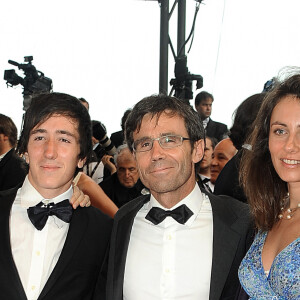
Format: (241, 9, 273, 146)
(0, 92, 112, 300)
(107, 94, 253, 300)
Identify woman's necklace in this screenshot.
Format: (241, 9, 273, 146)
(278, 193, 300, 220)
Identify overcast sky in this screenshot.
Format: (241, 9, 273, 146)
(1, 0, 300, 135)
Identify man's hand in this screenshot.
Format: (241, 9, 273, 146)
(101, 155, 117, 174)
(70, 185, 91, 209)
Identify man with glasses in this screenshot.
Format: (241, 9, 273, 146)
(99, 144, 148, 207)
(106, 94, 253, 300)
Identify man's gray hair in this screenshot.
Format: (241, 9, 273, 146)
(113, 144, 129, 166)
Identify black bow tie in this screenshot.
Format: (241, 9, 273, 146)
(145, 204, 193, 225)
(27, 199, 73, 230)
(202, 178, 210, 184)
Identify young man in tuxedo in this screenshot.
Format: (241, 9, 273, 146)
(194, 91, 228, 142)
(0, 92, 112, 300)
(107, 94, 253, 300)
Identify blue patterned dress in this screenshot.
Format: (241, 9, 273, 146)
(238, 231, 300, 299)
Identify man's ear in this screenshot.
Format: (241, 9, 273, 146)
(192, 139, 204, 164)
(24, 152, 29, 164)
(77, 158, 86, 169)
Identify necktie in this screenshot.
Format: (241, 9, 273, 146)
(145, 204, 193, 225)
(27, 199, 73, 230)
(202, 178, 213, 193)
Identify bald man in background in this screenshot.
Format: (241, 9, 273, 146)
(210, 138, 237, 185)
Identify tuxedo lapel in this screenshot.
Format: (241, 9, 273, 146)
(206, 119, 215, 137)
(107, 195, 149, 300)
(0, 148, 12, 167)
(209, 195, 241, 300)
(0, 187, 27, 300)
(38, 207, 88, 299)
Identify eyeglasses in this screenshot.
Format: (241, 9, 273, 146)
(133, 135, 191, 152)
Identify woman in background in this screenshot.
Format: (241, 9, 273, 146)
(239, 72, 300, 298)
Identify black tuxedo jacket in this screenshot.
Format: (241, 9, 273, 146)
(214, 151, 247, 203)
(107, 190, 253, 300)
(100, 173, 146, 208)
(0, 186, 113, 300)
(206, 119, 228, 142)
(0, 148, 27, 191)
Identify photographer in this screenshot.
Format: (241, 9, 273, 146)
(79, 98, 117, 183)
(83, 120, 116, 183)
(92, 120, 116, 157)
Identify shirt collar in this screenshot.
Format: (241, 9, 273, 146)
(199, 174, 210, 181)
(19, 175, 73, 208)
(146, 183, 205, 226)
(202, 117, 210, 128)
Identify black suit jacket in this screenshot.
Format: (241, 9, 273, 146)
(0, 186, 113, 300)
(0, 148, 28, 191)
(206, 119, 228, 142)
(100, 173, 146, 208)
(214, 151, 247, 203)
(106, 190, 253, 300)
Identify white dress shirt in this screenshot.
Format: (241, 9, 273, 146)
(202, 117, 210, 129)
(83, 161, 105, 184)
(123, 184, 213, 300)
(0, 148, 10, 161)
(10, 176, 72, 300)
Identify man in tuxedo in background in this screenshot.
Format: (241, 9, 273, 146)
(0, 114, 27, 191)
(0, 92, 112, 300)
(107, 94, 253, 300)
(194, 91, 228, 142)
(197, 136, 217, 193)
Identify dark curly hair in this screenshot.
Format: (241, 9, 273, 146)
(240, 74, 300, 231)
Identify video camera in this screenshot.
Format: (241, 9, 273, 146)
(170, 55, 203, 104)
(4, 56, 53, 111)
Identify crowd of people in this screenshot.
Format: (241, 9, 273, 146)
(0, 69, 300, 299)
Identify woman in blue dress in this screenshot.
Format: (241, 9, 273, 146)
(239, 72, 300, 299)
